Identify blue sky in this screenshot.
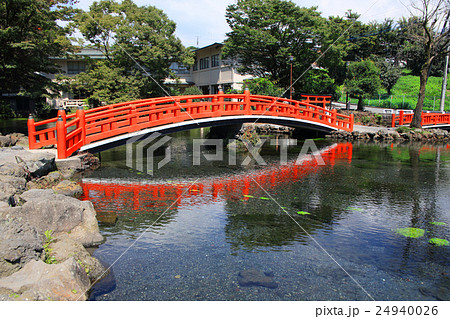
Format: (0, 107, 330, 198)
(75, 0, 413, 47)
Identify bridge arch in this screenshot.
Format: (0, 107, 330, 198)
(28, 90, 354, 159)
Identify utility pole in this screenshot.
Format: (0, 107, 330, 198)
(439, 11, 450, 112)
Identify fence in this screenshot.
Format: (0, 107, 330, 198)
(338, 95, 450, 111)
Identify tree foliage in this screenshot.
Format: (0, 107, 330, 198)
(0, 0, 76, 97)
(223, 0, 326, 92)
(63, 0, 194, 105)
(344, 60, 381, 110)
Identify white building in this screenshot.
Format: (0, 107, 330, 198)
(167, 42, 253, 94)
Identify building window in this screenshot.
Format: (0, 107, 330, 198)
(67, 61, 86, 75)
(200, 85, 210, 94)
(211, 85, 219, 94)
(193, 59, 198, 71)
(211, 54, 220, 67)
(199, 57, 210, 70)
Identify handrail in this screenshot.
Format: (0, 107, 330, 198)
(28, 90, 353, 159)
(391, 110, 450, 127)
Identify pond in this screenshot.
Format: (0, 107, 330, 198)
(79, 130, 449, 301)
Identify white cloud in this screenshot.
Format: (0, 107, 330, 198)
(75, 0, 413, 47)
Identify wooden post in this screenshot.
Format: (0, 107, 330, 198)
(27, 114, 36, 149)
(57, 106, 66, 124)
(244, 88, 251, 115)
(399, 110, 404, 126)
(76, 105, 86, 145)
(349, 113, 354, 132)
(56, 116, 67, 159)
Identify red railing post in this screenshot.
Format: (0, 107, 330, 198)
(56, 115, 67, 159)
(391, 113, 396, 127)
(399, 110, 404, 126)
(57, 106, 66, 124)
(331, 109, 337, 126)
(27, 114, 36, 149)
(76, 105, 86, 145)
(349, 113, 354, 131)
(244, 88, 251, 115)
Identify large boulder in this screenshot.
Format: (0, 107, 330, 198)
(0, 218, 43, 278)
(50, 234, 107, 282)
(0, 258, 90, 301)
(0, 162, 27, 179)
(52, 180, 83, 197)
(4, 189, 103, 247)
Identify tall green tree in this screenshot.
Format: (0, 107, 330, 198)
(407, 0, 450, 128)
(344, 60, 381, 111)
(73, 0, 193, 100)
(0, 0, 76, 97)
(223, 0, 327, 93)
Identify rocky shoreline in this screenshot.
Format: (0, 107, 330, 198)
(326, 128, 450, 142)
(0, 133, 105, 301)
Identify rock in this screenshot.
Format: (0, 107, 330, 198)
(0, 162, 27, 178)
(0, 136, 13, 147)
(237, 268, 278, 289)
(0, 175, 27, 192)
(6, 190, 103, 247)
(52, 180, 83, 197)
(97, 211, 118, 225)
(0, 258, 90, 301)
(0, 218, 43, 278)
(0, 182, 17, 206)
(18, 188, 55, 203)
(50, 235, 107, 282)
(21, 153, 56, 178)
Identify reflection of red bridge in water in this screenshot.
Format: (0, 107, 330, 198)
(80, 143, 353, 213)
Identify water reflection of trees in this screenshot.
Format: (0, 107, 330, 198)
(223, 142, 449, 260)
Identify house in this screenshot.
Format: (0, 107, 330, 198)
(166, 42, 253, 94)
(47, 48, 105, 109)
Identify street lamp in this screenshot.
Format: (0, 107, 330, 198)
(289, 56, 294, 100)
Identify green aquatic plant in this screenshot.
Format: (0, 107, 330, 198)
(395, 227, 425, 238)
(259, 197, 270, 200)
(429, 222, 447, 226)
(243, 195, 254, 198)
(428, 238, 449, 246)
(347, 207, 364, 212)
(297, 211, 310, 215)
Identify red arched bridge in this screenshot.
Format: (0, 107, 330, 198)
(28, 90, 354, 159)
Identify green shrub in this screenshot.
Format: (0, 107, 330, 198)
(0, 100, 16, 119)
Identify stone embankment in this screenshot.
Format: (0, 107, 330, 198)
(0, 133, 105, 301)
(327, 128, 450, 142)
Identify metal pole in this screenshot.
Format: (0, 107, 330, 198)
(440, 54, 449, 112)
(289, 56, 294, 100)
(439, 11, 449, 112)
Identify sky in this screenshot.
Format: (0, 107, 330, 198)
(75, 0, 414, 48)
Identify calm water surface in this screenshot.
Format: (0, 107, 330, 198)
(79, 130, 449, 301)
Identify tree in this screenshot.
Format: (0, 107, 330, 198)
(344, 60, 381, 111)
(58, 60, 143, 107)
(0, 0, 76, 97)
(74, 0, 193, 99)
(242, 78, 284, 96)
(407, 0, 450, 128)
(376, 59, 402, 95)
(223, 0, 326, 92)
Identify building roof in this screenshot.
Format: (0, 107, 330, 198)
(195, 42, 224, 52)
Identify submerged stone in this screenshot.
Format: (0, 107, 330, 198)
(238, 268, 278, 289)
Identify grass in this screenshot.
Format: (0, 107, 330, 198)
(339, 74, 450, 111)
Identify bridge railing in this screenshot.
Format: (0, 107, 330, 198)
(28, 90, 353, 159)
(391, 110, 450, 127)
